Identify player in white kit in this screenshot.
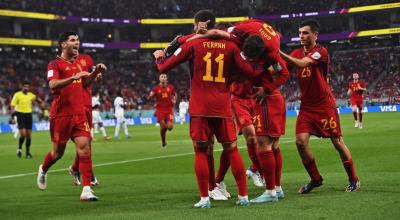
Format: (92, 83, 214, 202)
(114, 92, 131, 139)
(92, 92, 111, 140)
(178, 98, 189, 125)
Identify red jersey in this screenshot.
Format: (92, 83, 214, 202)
(348, 80, 366, 101)
(47, 54, 93, 116)
(156, 38, 257, 117)
(152, 84, 176, 113)
(231, 79, 254, 99)
(290, 44, 337, 110)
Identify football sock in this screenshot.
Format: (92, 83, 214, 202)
(247, 142, 262, 173)
(100, 127, 107, 137)
(25, 138, 31, 154)
(71, 151, 79, 171)
(273, 148, 283, 186)
(352, 111, 357, 121)
(123, 123, 129, 136)
(94, 123, 99, 133)
(207, 152, 216, 190)
(18, 137, 25, 150)
(160, 128, 167, 146)
(303, 159, 322, 181)
(258, 150, 276, 190)
(14, 130, 19, 139)
(79, 155, 93, 186)
(115, 123, 121, 136)
(216, 149, 230, 183)
(343, 159, 358, 182)
(194, 147, 209, 197)
(226, 146, 247, 196)
(42, 152, 57, 173)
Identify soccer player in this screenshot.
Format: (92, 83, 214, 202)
(114, 91, 131, 138)
(280, 19, 360, 193)
(37, 32, 105, 201)
(148, 74, 176, 148)
(194, 19, 289, 203)
(11, 81, 44, 159)
(11, 111, 19, 139)
(92, 92, 112, 139)
(153, 10, 262, 208)
(178, 97, 189, 125)
(347, 72, 366, 129)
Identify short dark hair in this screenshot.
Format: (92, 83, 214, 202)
(194, 10, 216, 29)
(243, 35, 265, 59)
(22, 81, 30, 85)
(215, 22, 233, 30)
(299, 19, 320, 32)
(58, 31, 78, 48)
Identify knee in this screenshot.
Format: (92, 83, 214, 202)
(296, 139, 307, 149)
(245, 135, 257, 145)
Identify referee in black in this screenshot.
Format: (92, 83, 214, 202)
(10, 82, 43, 159)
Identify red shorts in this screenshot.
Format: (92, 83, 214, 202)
(84, 105, 93, 128)
(296, 107, 342, 138)
(350, 99, 363, 109)
(253, 93, 286, 137)
(232, 96, 257, 131)
(190, 116, 237, 143)
(156, 111, 174, 123)
(50, 114, 91, 145)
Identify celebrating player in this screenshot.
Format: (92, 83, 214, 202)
(347, 72, 366, 129)
(153, 10, 266, 208)
(148, 74, 176, 148)
(11, 82, 44, 159)
(114, 91, 131, 139)
(37, 32, 106, 201)
(280, 20, 360, 193)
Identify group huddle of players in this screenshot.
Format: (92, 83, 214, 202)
(35, 9, 362, 206)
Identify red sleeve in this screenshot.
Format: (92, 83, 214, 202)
(232, 45, 258, 77)
(306, 47, 328, 66)
(263, 57, 290, 92)
(170, 85, 176, 95)
(348, 82, 352, 89)
(361, 81, 366, 88)
(156, 42, 192, 73)
(227, 25, 245, 45)
(177, 33, 195, 44)
(47, 61, 60, 81)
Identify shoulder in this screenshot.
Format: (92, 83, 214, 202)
(313, 45, 328, 56)
(290, 48, 303, 57)
(48, 59, 60, 68)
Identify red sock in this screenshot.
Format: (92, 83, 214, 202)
(343, 159, 358, 182)
(258, 150, 276, 190)
(303, 159, 322, 181)
(226, 146, 247, 196)
(194, 148, 209, 197)
(273, 148, 282, 186)
(247, 142, 262, 173)
(160, 128, 167, 146)
(41, 152, 57, 173)
(79, 155, 93, 186)
(207, 152, 216, 190)
(216, 149, 230, 183)
(71, 151, 79, 171)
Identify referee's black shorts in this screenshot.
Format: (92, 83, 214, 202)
(16, 112, 33, 129)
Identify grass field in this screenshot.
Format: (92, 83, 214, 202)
(0, 112, 399, 220)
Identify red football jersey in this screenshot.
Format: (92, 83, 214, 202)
(227, 19, 281, 64)
(47, 54, 93, 116)
(231, 79, 254, 99)
(290, 44, 337, 110)
(152, 84, 176, 113)
(156, 38, 257, 117)
(348, 80, 366, 101)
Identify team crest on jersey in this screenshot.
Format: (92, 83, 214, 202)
(80, 59, 87, 66)
(65, 66, 70, 71)
(311, 52, 321, 60)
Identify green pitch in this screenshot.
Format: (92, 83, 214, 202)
(0, 112, 399, 219)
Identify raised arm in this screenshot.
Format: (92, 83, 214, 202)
(280, 50, 314, 69)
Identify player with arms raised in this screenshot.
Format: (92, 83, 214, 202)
(347, 72, 366, 129)
(148, 74, 176, 148)
(37, 32, 106, 201)
(280, 20, 360, 193)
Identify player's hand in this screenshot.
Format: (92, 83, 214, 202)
(196, 20, 210, 34)
(153, 50, 166, 59)
(252, 86, 267, 104)
(72, 71, 91, 80)
(95, 73, 103, 81)
(94, 63, 107, 74)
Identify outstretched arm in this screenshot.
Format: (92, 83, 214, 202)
(280, 50, 314, 69)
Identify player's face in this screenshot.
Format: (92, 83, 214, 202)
(159, 74, 167, 84)
(22, 84, 29, 93)
(353, 73, 359, 80)
(62, 35, 80, 56)
(299, 26, 317, 46)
